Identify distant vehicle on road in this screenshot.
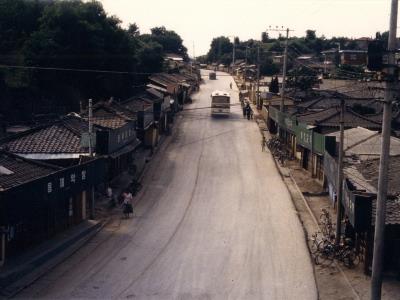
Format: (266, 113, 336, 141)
(209, 72, 216, 80)
(211, 90, 230, 116)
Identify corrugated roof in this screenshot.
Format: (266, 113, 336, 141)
(328, 127, 400, 158)
(327, 127, 379, 151)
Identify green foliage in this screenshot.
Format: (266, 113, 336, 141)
(150, 26, 188, 59)
(261, 32, 269, 43)
(206, 36, 232, 63)
(287, 66, 319, 91)
(0, 0, 186, 120)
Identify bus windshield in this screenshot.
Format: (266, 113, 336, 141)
(212, 96, 230, 104)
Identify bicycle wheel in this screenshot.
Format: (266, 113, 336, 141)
(319, 213, 329, 226)
(344, 250, 360, 268)
(314, 251, 334, 266)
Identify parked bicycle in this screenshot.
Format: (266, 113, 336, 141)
(319, 208, 335, 237)
(313, 234, 360, 268)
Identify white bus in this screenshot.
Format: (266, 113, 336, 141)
(211, 90, 230, 116)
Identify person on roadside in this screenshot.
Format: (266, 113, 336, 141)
(246, 104, 252, 120)
(242, 104, 247, 118)
(261, 135, 266, 152)
(122, 191, 133, 218)
(230, 82, 232, 89)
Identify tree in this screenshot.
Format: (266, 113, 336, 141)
(23, 0, 137, 110)
(306, 30, 316, 41)
(287, 66, 319, 92)
(136, 40, 164, 74)
(0, 0, 186, 121)
(261, 32, 269, 43)
(269, 76, 279, 93)
(206, 36, 232, 63)
(128, 23, 140, 37)
(150, 26, 188, 59)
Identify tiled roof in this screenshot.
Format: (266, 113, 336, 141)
(372, 199, 400, 225)
(355, 157, 400, 225)
(297, 97, 377, 111)
(344, 160, 400, 225)
(0, 151, 60, 190)
(357, 157, 400, 196)
(297, 106, 382, 129)
(91, 108, 129, 130)
(122, 98, 153, 113)
(82, 102, 134, 130)
(2, 116, 88, 154)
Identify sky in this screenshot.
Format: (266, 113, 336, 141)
(97, 0, 392, 56)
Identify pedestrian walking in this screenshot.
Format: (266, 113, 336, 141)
(245, 104, 252, 120)
(122, 191, 133, 218)
(261, 135, 266, 152)
(230, 82, 232, 89)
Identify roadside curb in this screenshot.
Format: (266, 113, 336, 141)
(245, 99, 361, 300)
(0, 220, 105, 299)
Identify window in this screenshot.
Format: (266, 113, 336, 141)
(70, 173, 76, 183)
(82, 170, 86, 180)
(60, 177, 65, 188)
(47, 182, 52, 193)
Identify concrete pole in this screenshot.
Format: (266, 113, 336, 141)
(88, 98, 93, 157)
(335, 98, 345, 245)
(371, 1, 398, 298)
(280, 28, 289, 112)
(232, 38, 236, 74)
(257, 46, 261, 109)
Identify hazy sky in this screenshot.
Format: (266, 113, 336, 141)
(98, 0, 392, 56)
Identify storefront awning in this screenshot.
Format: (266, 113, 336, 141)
(146, 84, 168, 93)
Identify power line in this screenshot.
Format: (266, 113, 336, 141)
(0, 64, 162, 75)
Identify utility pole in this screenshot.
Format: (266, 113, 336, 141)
(371, 0, 398, 299)
(335, 97, 345, 245)
(88, 98, 93, 157)
(232, 39, 236, 72)
(257, 45, 261, 109)
(281, 28, 289, 112)
(88, 98, 95, 220)
(266, 26, 293, 112)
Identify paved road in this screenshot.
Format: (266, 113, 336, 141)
(17, 71, 317, 299)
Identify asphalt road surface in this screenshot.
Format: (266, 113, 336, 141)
(17, 71, 317, 300)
